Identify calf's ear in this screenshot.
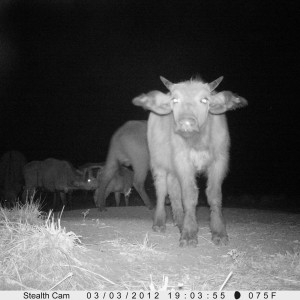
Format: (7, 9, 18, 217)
(209, 91, 248, 114)
(132, 91, 172, 115)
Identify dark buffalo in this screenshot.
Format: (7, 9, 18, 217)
(0, 150, 27, 208)
(94, 120, 154, 211)
(23, 158, 93, 210)
(133, 76, 247, 246)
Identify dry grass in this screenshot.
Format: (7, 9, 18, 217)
(0, 198, 44, 226)
(0, 200, 110, 290)
(224, 248, 300, 290)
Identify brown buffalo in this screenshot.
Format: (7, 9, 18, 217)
(0, 150, 27, 208)
(23, 158, 93, 210)
(94, 120, 153, 211)
(133, 76, 247, 247)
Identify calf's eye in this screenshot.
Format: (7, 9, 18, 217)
(172, 98, 180, 104)
(200, 98, 209, 104)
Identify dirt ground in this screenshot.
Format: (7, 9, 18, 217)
(59, 198, 300, 291)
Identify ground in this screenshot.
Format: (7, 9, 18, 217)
(59, 203, 300, 290)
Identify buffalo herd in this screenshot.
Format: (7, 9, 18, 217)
(1, 75, 247, 246)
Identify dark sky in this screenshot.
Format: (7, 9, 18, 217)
(0, 0, 297, 196)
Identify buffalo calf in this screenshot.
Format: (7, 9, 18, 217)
(133, 76, 247, 246)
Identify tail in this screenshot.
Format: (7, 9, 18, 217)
(94, 151, 120, 210)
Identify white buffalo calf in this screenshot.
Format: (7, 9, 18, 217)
(133, 76, 247, 246)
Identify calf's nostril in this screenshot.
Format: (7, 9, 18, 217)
(180, 118, 196, 127)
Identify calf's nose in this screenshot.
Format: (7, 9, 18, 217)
(179, 117, 197, 131)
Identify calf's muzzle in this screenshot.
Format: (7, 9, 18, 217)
(176, 116, 199, 134)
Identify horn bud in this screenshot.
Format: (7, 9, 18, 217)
(208, 76, 224, 91)
(160, 76, 173, 90)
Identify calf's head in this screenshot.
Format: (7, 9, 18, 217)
(73, 169, 99, 190)
(133, 76, 248, 137)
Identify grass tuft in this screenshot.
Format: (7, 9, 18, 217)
(0, 198, 109, 290)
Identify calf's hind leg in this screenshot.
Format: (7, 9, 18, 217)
(114, 192, 121, 207)
(132, 162, 154, 209)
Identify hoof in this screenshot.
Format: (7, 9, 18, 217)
(179, 237, 198, 248)
(179, 227, 198, 247)
(152, 224, 166, 233)
(147, 204, 155, 210)
(173, 221, 183, 232)
(97, 206, 107, 212)
(212, 233, 229, 246)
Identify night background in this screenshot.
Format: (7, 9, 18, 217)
(0, 0, 298, 205)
